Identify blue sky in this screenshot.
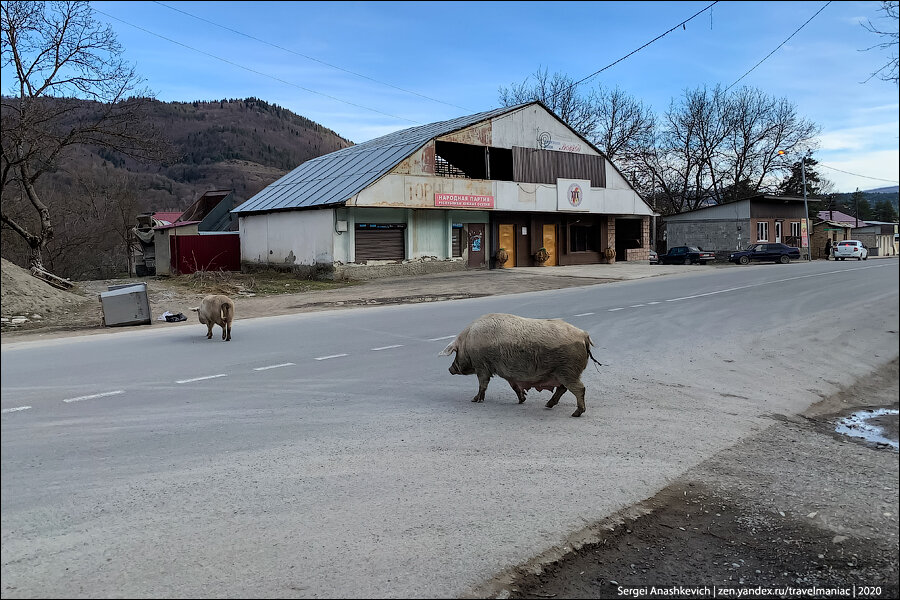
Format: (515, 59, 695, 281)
(72, 2, 900, 192)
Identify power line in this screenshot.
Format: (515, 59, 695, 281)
(724, 1, 832, 92)
(539, 2, 718, 109)
(818, 162, 899, 184)
(572, 1, 720, 89)
(92, 8, 423, 127)
(151, 1, 474, 114)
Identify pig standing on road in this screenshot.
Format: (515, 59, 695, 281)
(439, 313, 601, 417)
(194, 294, 234, 341)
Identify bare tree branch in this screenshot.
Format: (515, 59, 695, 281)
(1, 0, 170, 271)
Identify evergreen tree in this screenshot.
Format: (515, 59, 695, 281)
(873, 199, 898, 221)
(778, 152, 825, 197)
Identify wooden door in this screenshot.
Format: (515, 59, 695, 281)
(498, 224, 516, 268)
(542, 224, 558, 266)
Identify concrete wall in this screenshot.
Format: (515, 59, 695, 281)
(154, 224, 199, 275)
(239, 210, 334, 267)
(665, 219, 752, 255)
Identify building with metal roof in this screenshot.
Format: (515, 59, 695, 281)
(663, 194, 819, 259)
(233, 101, 655, 278)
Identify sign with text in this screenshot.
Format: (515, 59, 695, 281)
(434, 193, 494, 208)
(538, 131, 583, 153)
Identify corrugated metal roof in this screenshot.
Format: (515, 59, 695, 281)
(232, 104, 530, 215)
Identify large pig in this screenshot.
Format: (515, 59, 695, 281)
(439, 313, 600, 417)
(195, 294, 234, 341)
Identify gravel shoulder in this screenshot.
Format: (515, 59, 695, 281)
(471, 358, 900, 600)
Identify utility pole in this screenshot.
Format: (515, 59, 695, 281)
(782, 149, 812, 261)
(801, 158, 811, 261)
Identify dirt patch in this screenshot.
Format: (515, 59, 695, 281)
(1, 260, 611, 341)
(472, 359, 900, 600)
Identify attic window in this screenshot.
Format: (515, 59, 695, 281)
(434, 141, 513, 181)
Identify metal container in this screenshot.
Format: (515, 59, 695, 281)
(99, 283, 151, 327)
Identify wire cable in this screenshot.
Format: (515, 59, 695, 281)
(724, 1, 832, 92)
(818, 163, 899, 184)
(151, 1, 474, 113)
(572, 1, 720, 89)
(92, 8, 423, 126)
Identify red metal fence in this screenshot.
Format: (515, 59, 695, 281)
(170, 233, 241, 274)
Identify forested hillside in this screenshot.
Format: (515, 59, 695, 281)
(1, 97, 354, 278)
(90, 97, 353, 211)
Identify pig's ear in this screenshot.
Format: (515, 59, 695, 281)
(439, 339, 457, 356)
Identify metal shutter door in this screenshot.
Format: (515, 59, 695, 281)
(355, 228, 405, 261)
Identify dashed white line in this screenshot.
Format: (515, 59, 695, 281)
(647, 301, 661, 305)
(253, 363, 295, 371)
(2, 406, 31, 413)
(608, 307, 625, 312)
(630, 304, 645, 308)
(372, 345, 404, 351)
(63, 390, 125, 403)
(574, 312, 594, 317)
(428, 335, 456, 341)
(314, 353, 348, 361)
(176, 374, 226, 384)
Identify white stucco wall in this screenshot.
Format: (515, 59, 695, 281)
(239, 210, 334, 266)
(490, 105, 598, 156)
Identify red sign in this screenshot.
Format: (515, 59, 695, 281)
(434, 193, 494, 208)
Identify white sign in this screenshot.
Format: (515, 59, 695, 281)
(537, 131, 583, 153)
(557, 179, 591, 212)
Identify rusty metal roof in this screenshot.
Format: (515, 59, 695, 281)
(232, 104, 530, 215)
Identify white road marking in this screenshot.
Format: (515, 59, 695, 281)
(662, 265, 887, 303)
(630, 304, 645, 308)
(608, 307, 625, 312)
(253, 363, 295, 371)
(2, 406, 32, 413)
(314, 353, 348, 361)
(176, 374, 226, 384)
(647, 301, 661, 305)
(372, 345, 404, 351)
(574, 312, 594, 317)
(63, 390, 125, 403)
(428, 335, 456, 341)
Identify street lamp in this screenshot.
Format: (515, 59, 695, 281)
(779, 150, 812, 261)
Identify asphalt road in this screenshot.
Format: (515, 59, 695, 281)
(2, 260, 898, 598)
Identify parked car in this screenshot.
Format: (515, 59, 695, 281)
(833, 240, 868, 261)
(729, 243, 801, 265)
(658, 246, 715, 265)
(648, 249, 659, 265)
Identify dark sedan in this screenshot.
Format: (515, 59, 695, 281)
(658, 246, 716, 265)
(729, 242, 801, 265)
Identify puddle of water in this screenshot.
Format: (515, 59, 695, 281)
(835, 408, 899, 451)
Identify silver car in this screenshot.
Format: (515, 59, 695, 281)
(833, 240, 868, 261)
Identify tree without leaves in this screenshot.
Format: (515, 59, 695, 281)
(498, 68, 655, 164)
(1, 0, 172, 272)
(499, 73, 820, 216)
(639, 85, 821, 215)
(861, 0, 899, 85)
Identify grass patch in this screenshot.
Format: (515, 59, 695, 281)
(164, 270, 358, 297)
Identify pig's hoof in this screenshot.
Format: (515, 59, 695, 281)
(571, 409, 583, 417)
